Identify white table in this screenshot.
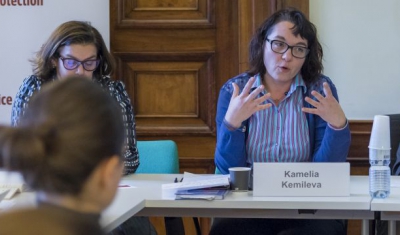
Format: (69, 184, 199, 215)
(371, 176, 400, 235)
(111, 174, 374, 234)
(1, 174, 374, 234)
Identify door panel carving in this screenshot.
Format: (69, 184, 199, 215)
(115, 0, 214, 28)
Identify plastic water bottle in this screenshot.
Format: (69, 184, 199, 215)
(369, 148, 391, 166)
(369, 148, 391, 198)
(368, 115, 391, 198)
(369, 165, 390, 198)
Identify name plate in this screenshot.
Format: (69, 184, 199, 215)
(253, 162, 350, 197)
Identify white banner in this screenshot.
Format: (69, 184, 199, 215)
(0, 0, 109, 125)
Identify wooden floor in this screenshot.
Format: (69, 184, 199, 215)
(348, 220, 364, 235)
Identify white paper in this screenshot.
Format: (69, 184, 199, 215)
(161, 172, 230, 199)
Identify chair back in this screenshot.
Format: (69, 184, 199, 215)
(136, 140, 179, 174)
(135, 140, 186, 235)
(387, 114, 400, 174)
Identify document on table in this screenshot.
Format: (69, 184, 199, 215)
(161, 172, 230, 199)
(0, 189, 9, 202)
(0, 171, 27, 200)
(175, 188, 229, 200)
(163, 172, 229, 190)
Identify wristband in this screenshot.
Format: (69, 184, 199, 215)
(328, 119, 348, 131)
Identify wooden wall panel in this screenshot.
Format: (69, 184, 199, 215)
(114, 52, 215, 135)
(134, 71, 199, 117)
(112, 29, 215, 52)
(348, 121, 372, 168)
(116, 0, 214, 28)
(111, 0, 218, 141)
(276, 0, 309, 16)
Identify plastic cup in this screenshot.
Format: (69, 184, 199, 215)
(369, 115, 391, 150)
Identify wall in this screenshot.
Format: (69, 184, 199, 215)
(310, 0, 400, 120)
(0, 0, 109, 125)
(2, 1, 399, 122)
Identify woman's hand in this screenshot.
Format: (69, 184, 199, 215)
(224, 77, 272, 129)
(302, 82, 347, 129)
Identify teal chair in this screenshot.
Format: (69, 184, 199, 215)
(136, 140, 197, 235)
(215, 167, 222, 175)
(136, 140, 179, 174)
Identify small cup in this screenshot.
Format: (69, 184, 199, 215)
(369, 115, 391, 150)
(229, 167, 251, 191)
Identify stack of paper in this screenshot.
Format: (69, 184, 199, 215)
(0, 171, 27, 200)
(175, 188, 229, 200)
(0, 189, 9, 202)
(162, 172, 230, 200)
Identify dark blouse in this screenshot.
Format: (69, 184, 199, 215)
(11, 75, 140, 174)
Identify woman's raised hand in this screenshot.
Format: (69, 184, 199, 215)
(302, 82, 347, 129)
(224, 77, 272, 129)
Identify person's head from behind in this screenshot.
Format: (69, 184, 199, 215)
(0, 77, 125, 212)
(32, 21, 115, 81)
(248, 7, 323, 86)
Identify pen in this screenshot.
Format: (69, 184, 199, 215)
(174, 177, 183, 183)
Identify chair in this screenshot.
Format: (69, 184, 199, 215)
(136, 140, 179, 174)
(136, 140, 201, 235)
(387, 114, 400, 173)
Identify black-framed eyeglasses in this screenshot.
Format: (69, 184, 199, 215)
(266, 39, 309, 59)
(59, 57, 100, 71)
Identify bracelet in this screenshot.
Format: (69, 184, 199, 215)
(223, 118, 239, 131)
(328, 119, 348, 131)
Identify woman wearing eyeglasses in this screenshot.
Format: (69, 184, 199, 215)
(212, 8, 350, 235)
(11, 21, 156, 235)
